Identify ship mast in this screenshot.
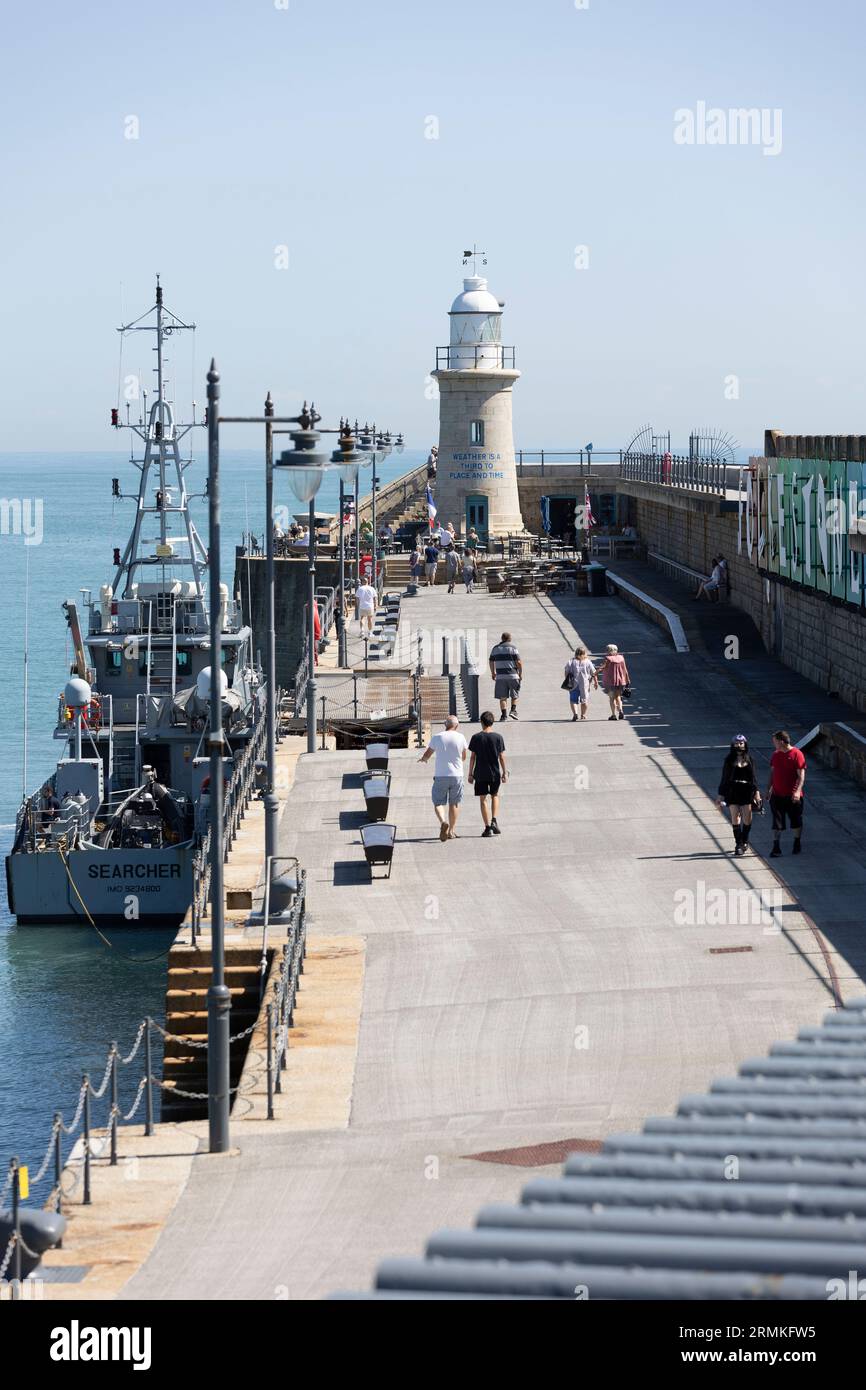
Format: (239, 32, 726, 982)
(111, 279, 208, 605)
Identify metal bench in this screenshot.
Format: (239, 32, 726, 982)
(363, 773, 392, 822)
(361, 823, 397, 879)
(364, 738, 390, 772)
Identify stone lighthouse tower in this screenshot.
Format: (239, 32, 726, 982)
(432, 266, 525, 541)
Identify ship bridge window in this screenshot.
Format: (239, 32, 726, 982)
(175, 648, 191, 678)
(105, 650, 123, 677)
(220, 647, 236, 679)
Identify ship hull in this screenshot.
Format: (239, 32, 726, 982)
(5, 843, 194, 926)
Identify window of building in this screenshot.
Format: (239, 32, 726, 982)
(470, 420, 485, 446)
(105, 650, 123, 677)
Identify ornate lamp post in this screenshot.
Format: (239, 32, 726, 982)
(275, 412, 332, 755)
(331, 422, 362, 668)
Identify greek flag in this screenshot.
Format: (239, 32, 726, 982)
(540, 496, 551, 534)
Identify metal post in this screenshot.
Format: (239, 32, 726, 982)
(109, 1044, 118, 1166)
(338, 478, 348, 667)
(144, 1019, 154, 1137)
(354, 469, 360, 592)
(306, 497, 318, 755)
(53, 1114, 63, 1238)
(82, 1077, 92, 1205)
(353, 672, 358, 719)
(371, 436, 378, 589)
(266, 1003, 275, 1120)
(263, 392, 279, 870)
(11, 1160, 21, 1298)
(206, 360, 231, 1154)
(320, 695, 327, 751)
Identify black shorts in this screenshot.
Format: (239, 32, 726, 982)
(474, 776, 501, 798)
(771, 793, 803, 831)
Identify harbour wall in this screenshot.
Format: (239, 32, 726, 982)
(619, 483, 866, 714)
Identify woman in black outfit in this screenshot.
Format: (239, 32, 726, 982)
(716, 735, 761, 856)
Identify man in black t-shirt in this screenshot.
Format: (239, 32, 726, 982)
(468, 710, 508, 837)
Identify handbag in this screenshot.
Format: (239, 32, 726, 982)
(622, 685, 632, 699)
(561, 674, 575, 691)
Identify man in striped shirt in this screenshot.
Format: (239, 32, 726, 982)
(489, 632, 523, 721)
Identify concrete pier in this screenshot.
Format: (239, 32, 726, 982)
(107, 580, 866, 1301)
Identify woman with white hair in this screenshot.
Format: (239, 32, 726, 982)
(598, 643, 631, 720)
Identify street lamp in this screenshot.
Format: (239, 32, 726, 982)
(356, 423, 389, 589)
(276, 415, 331, 755)
(331, 421, 361, 668)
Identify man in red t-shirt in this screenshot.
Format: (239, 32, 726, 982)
(766, 729, 806, 857)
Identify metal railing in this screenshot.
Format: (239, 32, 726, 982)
(347, 461, 430, 538)
(2, 867, 308, 1297)
(621, 453, 746, 496)
(190, 697, 269, 938)
(435, 344, 516, 370)
(516, 449, 623, 475)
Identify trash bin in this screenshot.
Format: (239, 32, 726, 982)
(583, 562, 607, 596)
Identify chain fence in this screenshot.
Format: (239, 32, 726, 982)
(2, 867, 308, 1300)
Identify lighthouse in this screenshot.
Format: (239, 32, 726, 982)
(432, 266, 525, 541)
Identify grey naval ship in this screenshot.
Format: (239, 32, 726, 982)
(5, 282, 264, 925)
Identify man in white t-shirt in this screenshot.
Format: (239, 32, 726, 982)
(419, 715, 468, 841)
(355, 581, 377, 634)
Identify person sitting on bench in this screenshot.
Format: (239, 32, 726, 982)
(694, 557, 723, 601)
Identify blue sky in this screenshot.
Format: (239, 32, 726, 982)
(1, 0, 864, 453)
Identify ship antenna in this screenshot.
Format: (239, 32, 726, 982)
(21, 547, 31, 801)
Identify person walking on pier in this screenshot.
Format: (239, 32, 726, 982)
(489, 632, 522, 720)
(424, 538, 439, 587)
(563, 646, 598, 722)
(599, 643, 630, 720)
(355, 579, 377, 635)
(419, 715, 468, 841)
(445, 545, 459, 594)
(716, 735, 761, 856)
(462, 547, 477, 593)
(409, 542, 422, 590)
(767, 730, 806, 856)
(468, 711, 508, 836)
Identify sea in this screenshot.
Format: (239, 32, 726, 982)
(0, 446, 427, 1169)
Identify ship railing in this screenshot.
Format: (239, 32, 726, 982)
(14, 793, 92, 853)
(54, 691, 114, 737)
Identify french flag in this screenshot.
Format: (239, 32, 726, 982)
(426, 484, 437, 526)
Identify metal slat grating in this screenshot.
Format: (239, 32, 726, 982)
(332, 995, 866, 1300)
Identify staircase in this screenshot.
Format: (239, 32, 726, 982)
(159, 944, 268, 1123)
(147, 644, 175, 694)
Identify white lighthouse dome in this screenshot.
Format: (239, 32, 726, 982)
(449, 276, 502, 316)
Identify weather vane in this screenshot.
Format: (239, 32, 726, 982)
(462, 245, 487, 276)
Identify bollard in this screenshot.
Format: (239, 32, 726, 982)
(441, 635, 449, 676)
(144, 1020, 154, 1137)
(266, 1004, 275, 1120)
(82, 1077, 92, 1206)
(109, 1045, 118, 1167)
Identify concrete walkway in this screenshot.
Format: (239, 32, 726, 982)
(122, 583, 866, 1300)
